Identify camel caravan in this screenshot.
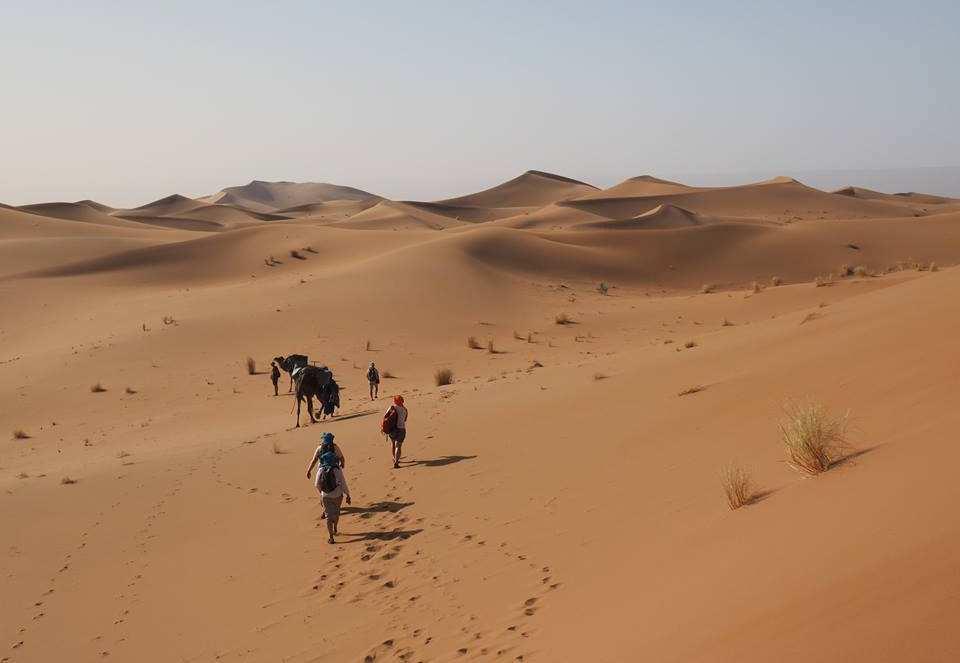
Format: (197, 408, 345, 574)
(273, 354, 341, 427)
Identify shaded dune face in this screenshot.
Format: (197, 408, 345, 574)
(5, 171, 960, 663)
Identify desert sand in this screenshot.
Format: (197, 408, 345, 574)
(3, 172, 960, 662)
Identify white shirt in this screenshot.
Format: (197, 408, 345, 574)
(393, 404, 408, 429)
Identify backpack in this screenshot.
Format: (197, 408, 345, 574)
(381, 406, 398, 435)
(319, 466, 339, 492)
(367, 367, 379, 382)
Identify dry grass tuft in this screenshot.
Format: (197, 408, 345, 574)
(593, 372, 608, 380)
(303, 246, 318, 254)
(930, 262, 939, 272)
(598, 281, 609, 296)
(531, 360, 543, 368)
(779, 400, 849, 475)
(721, 317, 734, 327)
(678, 385, 706, 396)
(365, 339, 372, 351)
(815, 274, 835, 287)
(527, 332, 535, 343)
(434, 368, 454, 386)
(853, 265, 870, 278)
(60, 476, 78, 485)
(751, 281, 763, 294)
(839, 264, 854, 277)
(555, 313, 574, 325)
(125, 386, 137, 395)
(12, 428, 30, 440)
(513, 330, 524, 341)
(701, 284, 716, 294)
(799, 312, 820, 325)
(770, 276, 782, 287)
(162, 315, 177, 325)
(290, 249, 305, 260)
(467, 336, 482, 350)
(90, 382, 107, 393)
(487, 339, 496, 354)
(116, 450, 131, 459)
(245, 356, 257, 375)
(684, 340, 698, 349)
(720, 463, 754, 510)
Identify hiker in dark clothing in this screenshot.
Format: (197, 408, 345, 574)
(306, 434, 351, 544)
(367, 362, 380, 400)
(270, 362, 281, 396)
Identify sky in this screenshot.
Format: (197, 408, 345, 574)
(2, 0, 959, 206)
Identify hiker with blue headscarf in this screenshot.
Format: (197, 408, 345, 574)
(305, 433, 351, 543)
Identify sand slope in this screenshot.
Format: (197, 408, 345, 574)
(4, 172, 960, 662)
(436, 170, 598, 208)
(202, 180, 381, 212)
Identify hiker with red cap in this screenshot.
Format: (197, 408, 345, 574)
(381, 395, 409, 468)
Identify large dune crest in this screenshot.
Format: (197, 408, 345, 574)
(200, 180, 381, 212)
(435, 169, 598, 208)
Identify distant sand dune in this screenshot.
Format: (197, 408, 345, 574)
(435, 170, 598, 208)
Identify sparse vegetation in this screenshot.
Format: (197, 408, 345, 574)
(853, 265, 870, 278)
(678, 385, 706, 396)
(265, 256, 282, 267)
(721, 317, 734, 327)
(125, 386, 137, 395)
(720, 463, 754, 510)
(245, 356, 257, 375)
(593, 372, 608, 380)
(90, 382, 107, 393)
(701, 284, 716, 294)
(290, 249, 305, 260)
(513, 330, 524, 341)
(799, 312, 820, 325)
(487, 339, 496, 354)
(839, 264, 854, 277)
(435, 368, 454, 386)
(779, 400, 849, 476)
(116, 450, 130, 459)
(684, 340, 698, 349)
(60, 476, 78, 485)
(815, 274, 835, 287)
(304, 246, 318, 254)
(365, 339, 372, 351)
(930, 262, 939, 272)
(555, 313, 574, 325)
(12, 429, 30, 440)
(751, 281, 763, 294)
(771, 276, 782, 287)
(531, 360, 543, 368)
(162, 315, 177, 325)
(467, 336, 482, 350)
(527, 332, 534, 343)
(598, 281, 609, 296)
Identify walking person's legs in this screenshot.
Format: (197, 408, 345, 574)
(323, 495, 343, 543)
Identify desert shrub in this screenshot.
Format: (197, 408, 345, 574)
(720, 463, 754, 510)
(290, 249, 305, 260)
(125, 386, 137, 394)
(771, 276, 782, 287)
(815, 275, 835, 287)
(701, 284, 716, 294)
(304, 246, 318, 253)
(598, 282, 609, 296)
(721, 317, 734, 327)
(467, 336, 482, 350)
(245, 356, 257, 375)
(60, 476, 78, 485)
(365, 339, 372, 351)
(162, 315, 177, 325)
(91, 382, 107, 393)
(593, 372, 608, 380)
(839, 264, 853, 277)
(116, 450, 130, 459)
(930, 262, 939, 272)
(487, 339, 496, 354)
(779, 400, 849, 475)
(531, 360, 543, 368)
(12, 429, 30, 440)
(751, 282, 763, 294)
(435, 368, 454, 386)
(853, 265, 870, 277)
(513, 330, 524, 341)
(527, 332, 534, 343)
(678, 385, 705, 396)
(555, 313, 574, 325)
(684, 340, 697, 349)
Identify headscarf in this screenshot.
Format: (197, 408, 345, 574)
(394, 395, 404, 406)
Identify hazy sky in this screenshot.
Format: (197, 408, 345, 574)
(2, 1, 958, 206)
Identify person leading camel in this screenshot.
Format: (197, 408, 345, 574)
(270, 361, 281, 396)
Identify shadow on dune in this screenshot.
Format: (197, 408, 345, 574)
(320, 409, 379, 423)
(401, 454, 477, 468)
(339, 528, 423, 543)
(342, 500, 414, 516)
(832, 445, 879, 469)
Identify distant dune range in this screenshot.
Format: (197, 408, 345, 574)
(6, 171, 960, 662)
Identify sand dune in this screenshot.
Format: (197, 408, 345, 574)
(201, 180, 381, 213)
(117, 193, 206, 218)
(561, 177, 921, 222)
(5, 172, 960, 663)
(17, 202, 141, 228)
(436, 169, 598, 208)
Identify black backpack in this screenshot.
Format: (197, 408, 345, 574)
(319, 466, 339, 492)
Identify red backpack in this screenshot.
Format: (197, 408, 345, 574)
(381, 406, 398, 435)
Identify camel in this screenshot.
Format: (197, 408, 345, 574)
(293, 364, 333, 427)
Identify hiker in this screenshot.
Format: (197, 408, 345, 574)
(367, 362, 380, 400)
(321, 379, 340, 420)
(310, 432, 345, 521)
(306, 435, 351, 544)
(381, 395, 409, 469)
(270, 361, 281, 396)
